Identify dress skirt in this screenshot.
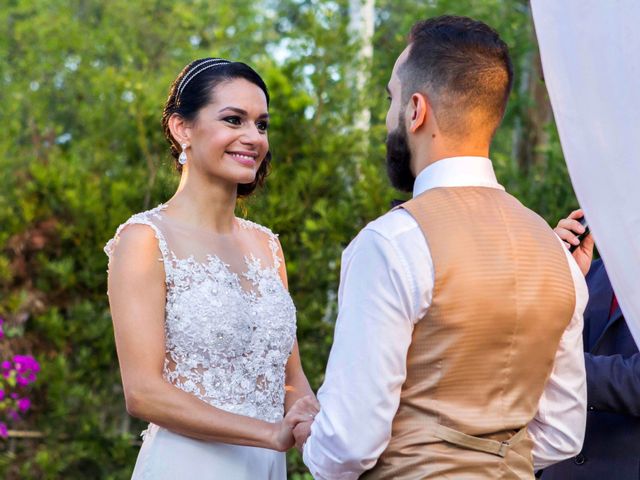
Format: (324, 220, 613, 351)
(131, 423, 287, 479)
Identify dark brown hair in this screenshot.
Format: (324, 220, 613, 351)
(162, 58, 271, 197)
(401, 15, 514, 140)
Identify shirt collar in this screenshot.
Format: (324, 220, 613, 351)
(412, 156, 505, 198)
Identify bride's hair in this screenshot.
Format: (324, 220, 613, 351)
(162, 58, 272, 198)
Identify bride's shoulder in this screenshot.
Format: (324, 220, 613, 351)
(236, 217, 279, 240)
(124, 204, 167, 225)
(236, 218, 284, 268)
(104, 204, 169, 260)
(105, 223, 159, 257)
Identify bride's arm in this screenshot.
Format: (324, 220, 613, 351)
(107, 224, 303, 451)
(273, 238, 316, 411)
(285, 341, 316, 413)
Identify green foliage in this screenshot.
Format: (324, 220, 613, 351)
(0, 0, 577, 478)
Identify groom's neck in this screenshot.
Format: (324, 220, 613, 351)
(411, 138, 491, 175)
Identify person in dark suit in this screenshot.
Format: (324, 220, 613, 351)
(541, 209, 640, 479)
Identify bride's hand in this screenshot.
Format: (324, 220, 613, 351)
(269, 420, 295, 452)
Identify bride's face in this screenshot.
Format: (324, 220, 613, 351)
(186, 78, 269, 186)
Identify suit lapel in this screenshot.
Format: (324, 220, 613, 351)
(609, 305, 623, 327)
(592, 305, 624, 352)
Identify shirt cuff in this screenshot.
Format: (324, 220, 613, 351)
(303, 437, 362, 480)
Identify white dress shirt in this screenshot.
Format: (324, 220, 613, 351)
(303, 156, 588, 479)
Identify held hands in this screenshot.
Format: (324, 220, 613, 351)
(554, 209, 594, 276)
(284, 395, 320, 451)
(269, 395, 319, 452)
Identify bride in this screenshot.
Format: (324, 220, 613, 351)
(105, 58, 317, 479)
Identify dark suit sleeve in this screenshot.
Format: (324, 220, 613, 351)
(585, 352, 640, 416)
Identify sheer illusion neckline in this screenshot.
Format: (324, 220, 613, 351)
(147, 203, 282, 300)
(154, 202, 244, 237)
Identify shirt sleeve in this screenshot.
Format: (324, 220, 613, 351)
(529, 243, 589, 470)
(303, 228, 418, 480)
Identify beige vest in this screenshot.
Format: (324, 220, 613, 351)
(362, 187, 576, 480)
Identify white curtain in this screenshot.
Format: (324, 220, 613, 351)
(531, 0, 640, 347)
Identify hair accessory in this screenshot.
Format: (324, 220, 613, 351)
(179, 143, 188, 165)
(177, 58, 231, 97)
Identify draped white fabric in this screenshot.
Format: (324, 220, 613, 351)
(531, 0, 640, 347)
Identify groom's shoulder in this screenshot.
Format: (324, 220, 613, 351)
(361, 208, 420, 242)
(344, 208, 429, 272)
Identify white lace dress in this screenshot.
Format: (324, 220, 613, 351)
(105, 205, 297, 479)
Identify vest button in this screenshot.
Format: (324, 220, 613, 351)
(588, 405, 595, 411)
(574, 454, 586, 465)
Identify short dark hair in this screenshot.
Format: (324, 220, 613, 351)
(400, 15, 513, 140)
(162, 59, 271, 198)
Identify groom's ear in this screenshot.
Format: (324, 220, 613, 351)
(408, 92, 429, 133)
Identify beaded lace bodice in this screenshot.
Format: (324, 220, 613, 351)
(105, 205, 297, 422)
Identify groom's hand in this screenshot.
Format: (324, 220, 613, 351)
(287, 395, 320, 419)
(293, 420, 313, 451)
(286, 395, 319, 451)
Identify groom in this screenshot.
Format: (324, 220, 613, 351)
(291, 15, 588, 479)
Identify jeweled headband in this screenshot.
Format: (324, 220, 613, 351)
(177, 58, 231, 98)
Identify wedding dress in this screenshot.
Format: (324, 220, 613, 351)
(105, 204, 297, 479)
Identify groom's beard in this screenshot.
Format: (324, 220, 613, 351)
(385, 122, 415, 193)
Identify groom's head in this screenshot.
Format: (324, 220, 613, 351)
(385, 15, 513, 192)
